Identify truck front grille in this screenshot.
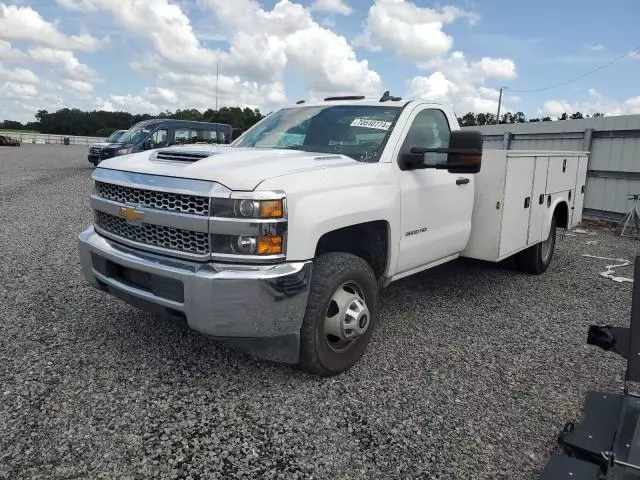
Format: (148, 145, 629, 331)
(95, 181, 210, 216)
(95, 211, 210, 256)
(90, 146, 102, 155)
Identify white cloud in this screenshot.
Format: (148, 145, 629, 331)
(629, 50, 640, 60)
(64, 79, 93, 94)
(27, 47, 96, 82)
(0, 65, 37, 83)
(410, 72, 502, 113)
(539, 89, 640, 117)
(201, 0, 381, 97)
(0, 3, 107, 52)
(0, 81, 37, 99)
(409, 51, 516, 113)
(355, 0, 479, 65)
(585, 44, 604, 52)
(473, 57, 516, 79)
(310, 0, 353, 16)
(0, 40, 25, 61)
(56, 0, 219, 68)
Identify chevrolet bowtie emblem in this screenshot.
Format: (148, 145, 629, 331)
(119, 206, 143, 223)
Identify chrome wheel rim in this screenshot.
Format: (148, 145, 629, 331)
(323, 281, 370, 353)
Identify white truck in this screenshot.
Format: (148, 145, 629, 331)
(78, 94, 589, 375)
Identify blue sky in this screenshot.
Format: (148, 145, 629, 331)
(1, 0, 639, 122)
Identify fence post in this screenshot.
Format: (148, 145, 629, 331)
(582, 128, 594, 152)
(503, 132, 512, 150)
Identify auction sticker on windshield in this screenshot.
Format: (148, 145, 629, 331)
(350, 118, 392, 130)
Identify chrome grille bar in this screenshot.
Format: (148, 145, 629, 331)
(95, 211, 210, 257)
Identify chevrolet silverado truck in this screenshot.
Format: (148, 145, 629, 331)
(78, 93, 588, 375)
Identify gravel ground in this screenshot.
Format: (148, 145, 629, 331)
(0, 144, 638, 480)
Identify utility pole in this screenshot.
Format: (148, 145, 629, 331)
(496, 86, 507, 124)
(215, 63, 219, 111)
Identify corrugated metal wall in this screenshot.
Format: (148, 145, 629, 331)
(463, 115, 640, 219)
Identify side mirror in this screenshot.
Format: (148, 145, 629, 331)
(142, 139, 152, 150)
(399, 130, 483, 174)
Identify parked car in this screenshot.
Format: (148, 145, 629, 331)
(78, 93, 588, 375)
(0, 135, 21, 146)
(88, 130, 127, 163)
(87, 120, 237, 166)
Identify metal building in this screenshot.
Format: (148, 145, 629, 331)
(462, 115, 640, 220)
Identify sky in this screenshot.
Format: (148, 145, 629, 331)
(0, 0, 639, 123)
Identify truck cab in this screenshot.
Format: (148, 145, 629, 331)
(78, 94, 587, 375)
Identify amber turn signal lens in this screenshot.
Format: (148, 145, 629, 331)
(257, 235, 283, 255)
(260, 200, 283, 218)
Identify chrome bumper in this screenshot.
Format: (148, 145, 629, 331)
(78, 226, 312, 363)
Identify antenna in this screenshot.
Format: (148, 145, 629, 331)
(379, 91, 402, 102)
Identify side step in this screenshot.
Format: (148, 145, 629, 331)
(538, 454, 601, 480)
(558, 391, 625, 465)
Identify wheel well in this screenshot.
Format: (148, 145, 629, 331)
(554, 201, 569, 228)
(315, 221, 389, 279)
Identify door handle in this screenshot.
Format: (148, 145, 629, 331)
(456, 177, 470, 185)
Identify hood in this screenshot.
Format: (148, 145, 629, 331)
(101, 142, 127, 150)
(98, 145, 363, 191)
(90, 142, 109, 148)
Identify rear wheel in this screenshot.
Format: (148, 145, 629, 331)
(299, 252, 378, 376)
(516, 216, 557, 274)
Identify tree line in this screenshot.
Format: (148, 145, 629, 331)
(0, 106, 608, 136)
(457, 111, 605, 126)
(0, 107, 265, 136)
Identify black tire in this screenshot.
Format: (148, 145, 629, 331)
(516, 215, 557, 274)
(299, 252, 378, 376)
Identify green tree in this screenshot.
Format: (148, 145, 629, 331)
(458, 112, 477, 126)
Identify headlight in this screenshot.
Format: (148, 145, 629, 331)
(211, 234, 284, 256)
(210, 192, 287, 261)
(116, 147, 133, 155)
(211, 198, 284, 219)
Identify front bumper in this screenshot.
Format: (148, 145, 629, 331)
(78, 226, 312, 363)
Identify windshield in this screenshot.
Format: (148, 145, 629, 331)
(107, 130, 125, 143)
(116, 124, 155, 145)
(233, 105, 402, 162)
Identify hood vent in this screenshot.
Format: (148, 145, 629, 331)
(155, 149, 213, 162)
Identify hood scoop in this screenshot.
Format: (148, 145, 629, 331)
(155, 149, 216, 163)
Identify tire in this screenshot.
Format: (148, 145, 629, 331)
(516, 215, 557, 274)
(299, 252, 378, 376)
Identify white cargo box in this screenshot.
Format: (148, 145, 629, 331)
(462, 150, 588, 263)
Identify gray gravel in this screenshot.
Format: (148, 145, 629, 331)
(0, 144, 637, 479)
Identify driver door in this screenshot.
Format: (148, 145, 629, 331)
(395, 107, 475, 275)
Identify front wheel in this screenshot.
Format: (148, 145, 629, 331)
(299, 252, 378, 376)
(516, 216, 557, 274)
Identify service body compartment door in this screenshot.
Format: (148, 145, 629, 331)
(527, 156, 550, 245)
(571, 155, 589, 227)
(546, 155, 578, 193)
(498, 156, 535, 258)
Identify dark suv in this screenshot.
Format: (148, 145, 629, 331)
(89, 120, 236, 165)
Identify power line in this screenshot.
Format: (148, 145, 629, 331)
(508, 45, 640, 94)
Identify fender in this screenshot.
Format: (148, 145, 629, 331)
(256, 162, 401, 270)
(543, 194, 570, 239)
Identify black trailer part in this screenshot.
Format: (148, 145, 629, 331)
(539, 256, 640, 480)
